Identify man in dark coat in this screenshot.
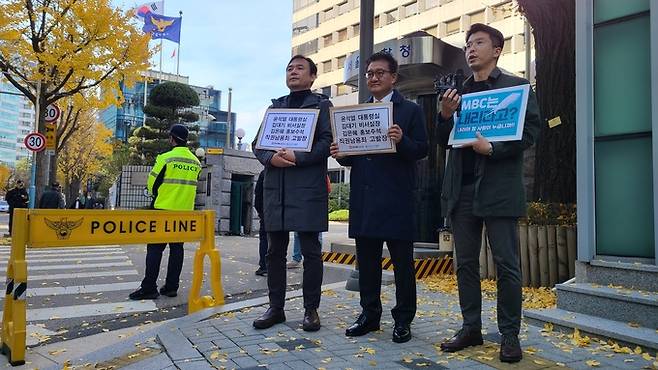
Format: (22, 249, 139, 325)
(252, 55, 332, 332)
(437, 24, 541, 363)
(39, 182, 65, 209)
(330, 52, 428, 343)
(254, 170, 267, 276)
(5, 179, 29, 236)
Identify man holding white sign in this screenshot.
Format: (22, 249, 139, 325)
(252, 55, 332, 332)
(436, 24, 541, 363)
(330, 52, 428, 344)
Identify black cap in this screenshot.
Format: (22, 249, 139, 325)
(170, 124, 189, 143)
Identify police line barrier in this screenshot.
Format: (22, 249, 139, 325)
(321, 252, 454, 279)
(1, 209, 223, 366)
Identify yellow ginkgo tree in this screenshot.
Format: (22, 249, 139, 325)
(0, 0, 153, 199)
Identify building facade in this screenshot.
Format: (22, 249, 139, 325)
(0, 80, 35, 167)
(292, 0, 533, 103)
(100, 70, 236, 149)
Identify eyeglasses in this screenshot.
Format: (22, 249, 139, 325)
(463, 39, 488, 51)
(364, 70, 392, 79)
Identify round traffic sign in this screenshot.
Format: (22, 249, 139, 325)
(44, 104, 61, 122)
(24, 132, 46, 152)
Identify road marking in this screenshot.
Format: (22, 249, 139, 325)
(27, 270, 140, 281)
(0, 261, 133, 272)
(0, 301, 158, 321)
(0, 250, 126, 257)
(0, 256, 129, 264)
(26, 282, 141, 297)
(0, 247, 124, 254)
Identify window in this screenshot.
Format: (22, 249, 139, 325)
(337, 28, 348, 42)
(469, 9, 485, 24)
(323, 33, 333, 46)
(425, 0, 439, 10)
(385, 9, 399, 24)
(446, 18, 460, 35)
(337, 55, 346, 69)
(374, 15, 380, 28)
(292, 39, 318, 55)
(337, 84, 352, 96)
(338, 0, 351, 15)
(322, 60, 332, 73)
(424, 25, 438, 37)
(502, 37, 512, 54)
(493, 3, 514, 20)
(292, 14, 318, 35)
(404, 1, 418, 18)
(293, 0, 318, 11)
(352, 23, 360, 36)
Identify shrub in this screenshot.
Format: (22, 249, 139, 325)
(329, 209, 349, 221)
(328, 183, 349, 212)
(524, 202, 577, 225)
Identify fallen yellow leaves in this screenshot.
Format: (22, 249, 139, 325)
(585, 359, 600, 367)
(420, 274, 556, 309)
(48, 348, 67, 356)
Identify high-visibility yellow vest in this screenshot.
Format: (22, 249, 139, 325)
(147, 146, 202, 210)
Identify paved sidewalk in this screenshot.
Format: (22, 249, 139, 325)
(36, 278, 658, 370)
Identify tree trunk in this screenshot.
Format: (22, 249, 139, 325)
(517, 0, 576, 203)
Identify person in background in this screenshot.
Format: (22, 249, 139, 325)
(39, 182, 65, 209)
(5, 179, 29, 236)
(254, 170, 268, 276)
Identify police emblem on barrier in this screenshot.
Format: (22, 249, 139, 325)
(44, 217, 83, 240)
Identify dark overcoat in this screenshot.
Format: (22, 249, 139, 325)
(437, 67, 542, 219)
(337, 90, 428, 241)
(253, 93, 332, 232)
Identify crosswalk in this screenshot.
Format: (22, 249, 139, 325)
(0, 245, 157, 324)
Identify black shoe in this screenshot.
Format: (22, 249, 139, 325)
(159, 286, 178, 297)
(255, 268, 267, 276)
(302, 309, 321, 332)
(253, 307, 285, 329)
(392, 323, 412, 343)
(129, 288, 159, 300)
(345, 314, 380, 337)
(440, 328, 483, 352)
(500, 334, 522, 363)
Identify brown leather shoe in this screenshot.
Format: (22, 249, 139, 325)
(253, 307, 285, 329)
(500, 334, 522, 363)
(440, 328, 484, 352)
(302, 309, 321, 332)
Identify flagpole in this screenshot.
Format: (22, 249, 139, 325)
(159, 39, 163, 73)
(177, 10, 182, 76)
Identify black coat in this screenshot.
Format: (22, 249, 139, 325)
(437, 67, 542, 218)
(254, 171, 264, 218)
(39, 188, 64, 209)
(6, 187, 28, 208)
(337, 90, 428, 241)
(253, 92, 332, 232)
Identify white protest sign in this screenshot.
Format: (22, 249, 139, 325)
(330, 102, 395, 156)
(255, 109, 319, 152)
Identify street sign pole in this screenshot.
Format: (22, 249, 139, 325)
(28, 81, 41, 209)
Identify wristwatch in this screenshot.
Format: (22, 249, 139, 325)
(487, 143, 494, 156)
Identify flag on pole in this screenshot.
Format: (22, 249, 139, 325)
(142, 13, 182, 43)
(133, 1, 164, 19)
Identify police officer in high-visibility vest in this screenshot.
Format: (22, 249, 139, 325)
(129, 124, 202, 300)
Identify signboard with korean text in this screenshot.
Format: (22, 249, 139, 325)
(255, 109, 319, 152)
(44, 121, 57, 154)
(448, 84, 530, 146)
(330, 102, 395, 156)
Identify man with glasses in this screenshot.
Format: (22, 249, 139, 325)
(330, 52, 428, 343)
(252, 55, 332, 332)
(5, 180, 28, 236)
(437, 23, 541, 363)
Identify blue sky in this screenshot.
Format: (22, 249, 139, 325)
(115, 0, 293, 146)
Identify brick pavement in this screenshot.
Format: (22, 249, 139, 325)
(56, 280, 658, 370)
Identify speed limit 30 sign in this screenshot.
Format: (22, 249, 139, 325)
(24, 132, 46, 152)
(44, 104, 61, 122)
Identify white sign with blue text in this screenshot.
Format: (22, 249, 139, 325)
(255, 109, 319, 152)
(448, 84, 530, 146)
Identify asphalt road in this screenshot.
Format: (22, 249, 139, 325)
(0, 214, 351, 346)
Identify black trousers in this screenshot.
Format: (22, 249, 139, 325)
(355, 237, 416, 325)
(258, 218, 268, 270)
(452, 183, 522, 335)
(141, 242, 184, 293)
(267, 231, 322, 310)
